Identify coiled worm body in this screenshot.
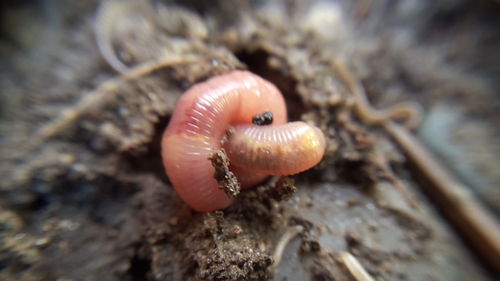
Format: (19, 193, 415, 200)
(225, 122, 326, 175)
(162, 71, 326, 212)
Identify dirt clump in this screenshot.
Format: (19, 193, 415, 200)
(210, 148, 241, 197)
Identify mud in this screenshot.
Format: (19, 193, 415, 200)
(210, 149, 241, 197)
(1, 0, 499, 280)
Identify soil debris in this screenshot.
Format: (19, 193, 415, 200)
(270, 176, 297, 201)
(209, 148, 241, 197)
(178, 211, 273, 281)
(252, 111, 274, 126)
(0, 0, 499, 280)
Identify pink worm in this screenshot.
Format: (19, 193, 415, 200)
(162, 71, 326, 212)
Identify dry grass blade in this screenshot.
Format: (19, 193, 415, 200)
(25, 55, 198, 155)
(95, 0, 156, 73)
(271, 225, 304, 268)
(339, 251, 376, 281)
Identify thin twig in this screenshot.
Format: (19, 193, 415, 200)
(334, 58, 500, 271)
(26, 55, 198, 154)
(371, 146, 419, 209)
(271, 225, 304, 268)
(331, 59, 422, 129)
(384, 121, 500, 271)
(339, 251, 376, 281)
(333, 58, 420, 208)
(95, 0, 154, 73)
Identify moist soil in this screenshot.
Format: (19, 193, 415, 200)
(1, 0, 499, 280)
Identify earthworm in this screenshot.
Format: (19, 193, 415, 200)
(161, 71, 326, 212)
(225, 122, 326, 175)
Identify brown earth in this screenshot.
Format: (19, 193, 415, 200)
(1, 0, 499, 280)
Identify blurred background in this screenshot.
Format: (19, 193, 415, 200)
(0, 0, 499, 280)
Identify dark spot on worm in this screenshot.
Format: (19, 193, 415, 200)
(252, 111, 273, 126)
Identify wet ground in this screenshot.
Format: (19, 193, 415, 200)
(1, 0, 499, 280)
